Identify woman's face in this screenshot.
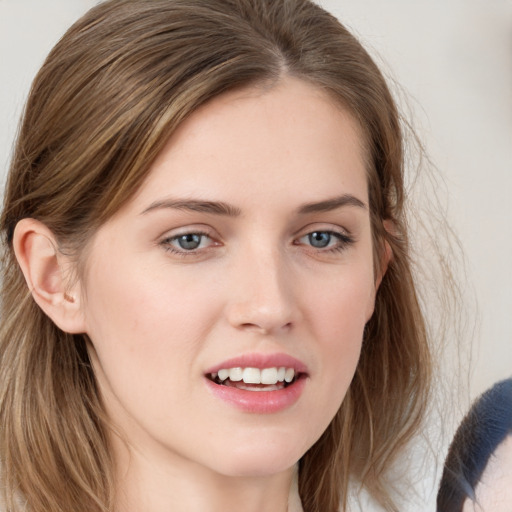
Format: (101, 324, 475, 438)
(79, 77, 379, 478)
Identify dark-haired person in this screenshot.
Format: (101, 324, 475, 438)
(438, 378, 512, 512)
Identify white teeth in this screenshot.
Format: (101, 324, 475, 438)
(229, 367, 243, 382)
(261, 367, 278, 385)
(211, 366, 297, 385)
(284, 368, 295, 383)
(235, 383, 281, 392)
(217, 369, 229, 381)
(243, 367, 261, 384)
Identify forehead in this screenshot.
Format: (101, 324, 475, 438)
(130, 76, 368, 212)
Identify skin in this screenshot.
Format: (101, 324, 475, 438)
(15, 77, 386, 512)
(463, 435, 512, 512)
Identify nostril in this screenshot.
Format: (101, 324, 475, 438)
(239, 322, 270, 333)
(238, 321, 293, 334)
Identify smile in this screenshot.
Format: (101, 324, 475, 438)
(208, 367, 297, 390)
(204, 354, 308, 413)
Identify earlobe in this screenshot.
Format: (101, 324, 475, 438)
(13, 218, 86, 334)
(375, 238, 392, 289)
(365, 229, 393, 322)
(375, 220, 394, 289)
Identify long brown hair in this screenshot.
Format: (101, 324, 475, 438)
(0, 1, 430, 511)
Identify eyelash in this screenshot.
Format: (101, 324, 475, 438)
(160, 230, 215, 257)
(295, 230, 355, 253)
(159, 229, 355, 257)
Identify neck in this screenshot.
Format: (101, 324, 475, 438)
(113, 436, 297, 512)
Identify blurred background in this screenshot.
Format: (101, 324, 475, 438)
(1, 0, 511, 509)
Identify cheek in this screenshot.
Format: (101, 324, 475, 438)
(303, 264, 376, 403)
(81, 255, 217, 389)
(307, 261, 375, 341)
(84, 233, 216, 330)
(81, 260, 225, 437)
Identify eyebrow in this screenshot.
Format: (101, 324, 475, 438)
(141, 193, 366, 217)
(297, 194, 367, 214)
(141, 198, 242, 217)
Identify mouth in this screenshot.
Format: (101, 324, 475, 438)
(207, 366, 302, 392)
(204, 353, 308, 412)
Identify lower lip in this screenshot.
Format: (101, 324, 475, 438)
(205, 377, 306, 414)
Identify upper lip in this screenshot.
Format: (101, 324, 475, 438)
(204, 352, 308, 375)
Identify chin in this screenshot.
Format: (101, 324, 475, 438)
(206, 437, 306, 478)
(194, 410, 329, 479)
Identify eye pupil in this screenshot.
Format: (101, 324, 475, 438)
(178, 234, 202, 250)
(308, 232, 331, 248)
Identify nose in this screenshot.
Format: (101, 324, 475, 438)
(225, 244, 300, 335)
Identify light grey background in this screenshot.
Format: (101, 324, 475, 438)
(1, 0, 511, 509)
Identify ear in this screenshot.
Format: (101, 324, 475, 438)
(375, 219, 394, 289)
(13, 218, 86, 334)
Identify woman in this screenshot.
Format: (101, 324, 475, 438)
(0, 0, 431, 511)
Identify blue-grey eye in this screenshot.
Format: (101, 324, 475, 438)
(176, 233, 203, 250)
(308, 231, 332, 248)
